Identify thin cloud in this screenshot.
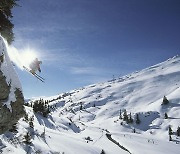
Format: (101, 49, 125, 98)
(70, 65, 115, 78)
(8, 45, 39, 70)
(70, 66, 100, 75)
(41, 49, 85, 67)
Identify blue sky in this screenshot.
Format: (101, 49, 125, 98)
(12, 0, 180, 98)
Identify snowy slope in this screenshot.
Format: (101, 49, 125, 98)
(0, 35, 22, 111)
(0, 55, 180, 154)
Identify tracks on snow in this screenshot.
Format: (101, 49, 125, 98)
(106, 133, 131, 154)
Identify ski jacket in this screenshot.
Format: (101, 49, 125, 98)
(29, 59, 42, 73)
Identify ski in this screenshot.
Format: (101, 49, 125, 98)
(32, 72, 45, 83)
(34, 72, 45, 80)
(23, 66, 45, 83)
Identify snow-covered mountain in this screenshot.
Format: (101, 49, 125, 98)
(0, 55, 180, 154)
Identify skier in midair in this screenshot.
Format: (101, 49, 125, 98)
(29, 58, 42, 75)
(23, 58, 44, 82)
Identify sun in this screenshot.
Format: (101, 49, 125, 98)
(8, 46, 39, 69)
(20, 48, 38, 68)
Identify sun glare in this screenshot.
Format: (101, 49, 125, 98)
(8, 46, 39, 69)
(21, 48, 38, 68)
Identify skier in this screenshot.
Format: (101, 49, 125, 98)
(29, 58, 42, 75)
(23, 58, 44, 82)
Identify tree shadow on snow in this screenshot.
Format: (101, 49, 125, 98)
(132, 111, 160, 131)
(35, 114, 55, 129)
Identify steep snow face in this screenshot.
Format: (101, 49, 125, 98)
(0, 35, 24, 135)
(0, 55, 180, 154)
(0, 36, 22, 89)
(0, 36, 22, 111)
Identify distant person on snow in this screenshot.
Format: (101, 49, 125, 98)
(29, 58, 42, 75)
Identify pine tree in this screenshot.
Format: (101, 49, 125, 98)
(0, 0, 18, 44)
(101, 149, 105, 154)
(164, 113, 168, 119)
(33, 100, 39, 113)
(29, 116, 34, 128)
(80, 103, 83, 110)
(47, 105, 50, 113)
(43, 104, 50, 118)
(135, 113, 141, 124)
(133, 128, 136, 133)
(162, 96, 169, 105)
(24, 132, 31, 144)
(123, 109, 128, 122)
(168, 125, 173, 135)
(33, 99, 50, 117)
(30, 102, 33, 107)
(119, 109, 122, 119)
(177, 126, 180, 136)
(24, 113, 29, 122)
(129, 112, 133, 123)
(169, 135, 172, 141)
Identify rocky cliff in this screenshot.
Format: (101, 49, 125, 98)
(0, 35, 25, 134)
